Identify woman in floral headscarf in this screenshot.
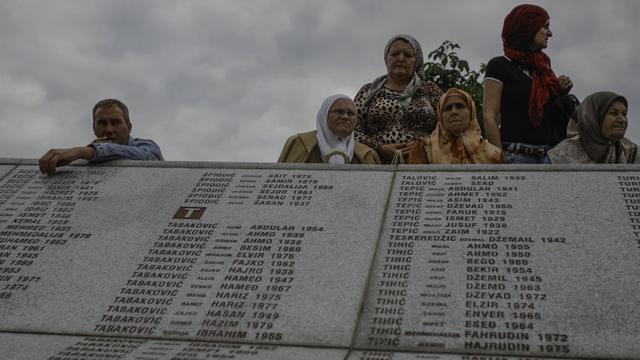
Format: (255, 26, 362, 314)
(354, 34, 443, 163)
(483, 4, 578, 164)
(408, 88, 504, 164)
(548, 91, 638, 164)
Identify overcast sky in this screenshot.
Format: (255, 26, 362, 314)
(1, 0, 638, 162)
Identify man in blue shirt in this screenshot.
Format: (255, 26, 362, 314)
(39, 98, 163, 175)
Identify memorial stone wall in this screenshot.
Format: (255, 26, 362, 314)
(0, 159, 638, 359)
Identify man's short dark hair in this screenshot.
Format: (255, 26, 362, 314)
(92, 99, 130, 124)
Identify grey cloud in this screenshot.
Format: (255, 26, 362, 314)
(1, 0, 639, 162)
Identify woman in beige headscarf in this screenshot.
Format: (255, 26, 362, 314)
(548, 91, 638, 163)
(408, 88, 504, 164)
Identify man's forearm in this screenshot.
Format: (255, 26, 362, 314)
(91, 141, 163, 162)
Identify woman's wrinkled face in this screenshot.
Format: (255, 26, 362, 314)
(327, 99, 357, 138)
(441, 95, 471, 135)
(531, 20, 552, 51)
(601, 100, 628, 141)
(385, 40, 416, 81)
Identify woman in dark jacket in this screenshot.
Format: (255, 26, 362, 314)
(483, 4, 578, 163)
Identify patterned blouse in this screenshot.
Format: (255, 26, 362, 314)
(354, 80, 443, 151)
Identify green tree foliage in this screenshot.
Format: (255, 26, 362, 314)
(423, 41, 486, 131)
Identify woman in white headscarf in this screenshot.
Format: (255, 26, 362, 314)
(548, 91, 638, 164)
(278, 94, 380, 164)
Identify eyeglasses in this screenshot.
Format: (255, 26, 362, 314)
(329, 109, 357, 117)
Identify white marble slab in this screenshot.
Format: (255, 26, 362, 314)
(0, 164, 23, 225)
(0, 164, 392, 348)
(348, 350, 564, 359)
(0, 165, 16, 177)
(355, 170, 640, 358)
(0, 332, 348, 360)
(2, 161, 640, 360)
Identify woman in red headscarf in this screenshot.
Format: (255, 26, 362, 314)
(483, 4, 578, 163)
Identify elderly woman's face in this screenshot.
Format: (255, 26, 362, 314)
(441, 95, 471, 135)
(601, 100, 628, 141)
(386, 40, 416, 81)
(327, 99, 357, 138)
(531, 20, 552, 51)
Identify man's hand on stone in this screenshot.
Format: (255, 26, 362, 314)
(38, 146, 96, 175)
